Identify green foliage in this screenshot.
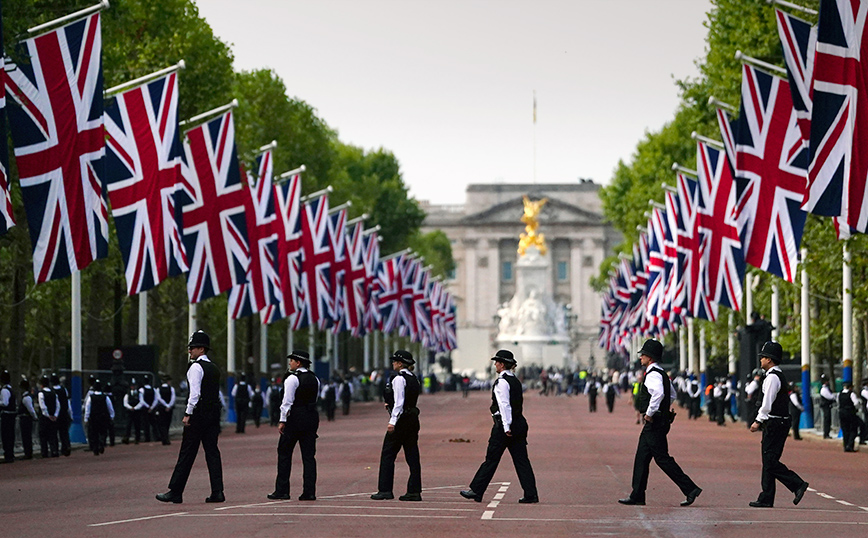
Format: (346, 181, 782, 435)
(408, 230, 455, 279)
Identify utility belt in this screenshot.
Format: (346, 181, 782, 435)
(294, 403, 317, 411)
(760, 416, 790, 429)
(492, 413, 504, 428)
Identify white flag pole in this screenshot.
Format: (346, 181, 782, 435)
(843, 244, 853, 382)
(800, 248, 813, 428)
(105, 60, 185, 97)
(260, 313, 268, 382)
(771, 282, 779, 340)
(180, 99, 239, 130)
(27, 0, 110, 36)
(679, 325, 687, 372)
(138, 290, 148, 345)
(69, 270, 85, 443)
(188, 303, 197, 337)
(364, 332, 371, 372)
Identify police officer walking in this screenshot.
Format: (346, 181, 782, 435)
(838, 382, 860, 452)
(268, 350, 320, 501)
(18, 378, 38, 460)
(372, 350, 423, 502)
(0, 371, 16, 463)
(618, 339, 701, 507)
(157, 331, 224, 504)
(748, 341, 809, 508)
(232, 374, 252, 433)
(461, 349, 538, 504)
(123, 379, 145, 444)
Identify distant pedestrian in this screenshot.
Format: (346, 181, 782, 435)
(748, 341, 809, 508)
(140, 379, 158, 443)
(604, 380, 618, 413)
(155, 375, 176, 445)
(84, 379, 114, 455)
(321, 378, 338, 422)
(266, 378, 283, 427)
(251, 386, 264, 428)
(338, 376, 353, 416)
(585, 376, 600, 412)
(788, 383, 803, 441)
(461, 349, 538, 504)
(51, 373, 72, 456)
(838, 382, 860, 452)
(157, 330, 224, 504)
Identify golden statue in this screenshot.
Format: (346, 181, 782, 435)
(518, 195, 548, 256)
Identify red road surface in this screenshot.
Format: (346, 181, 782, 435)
(2, 390, 867, 537)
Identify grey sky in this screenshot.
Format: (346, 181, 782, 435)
(196, 0, 713, 205)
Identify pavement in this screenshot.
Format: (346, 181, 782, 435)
(1, 390, 867, 537)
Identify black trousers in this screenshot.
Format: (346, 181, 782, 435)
(125, 409, 142, 443)
(469, 425, 537, 499)
(252, 403, 263, 427)
(629, 420, 697, 502)
(588, 394, 597, 412)
(235, 405, 248, 433)
(1, 413, 15, 461)
(821, 404, 832, 437)
(341, 399, 350, 415)
(790, 412, 801, 440)
(57, 415, 71, 455)
(606, 393, 616, 413)
(269, 404, 280, 426)
(88, 418, 108, 454)
(377, 416, 422, 494)
(325, 403, 336, 421)
(167, 412, 223, 494)
(689, 397, 701, 419)
(840, 411, 858, 451)
(19, 416, 33, 458)
(757, 418, 804, 505)
(274, 427, 317, 497)
(39, 417, 58, 457)
(144, 411, 157, 442)
(157, 407, 172, 444)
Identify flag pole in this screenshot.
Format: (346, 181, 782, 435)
(180, 99, 239, 130)
(690, 131, 725, 150)
(27, 0, 110, 36)
(380, 248, 413, 262)
(533, 90, 537, 184)
(708, 96, 737, 114)
(260, 313, 269, 394)
(301, 186, 333, 203)
(328, 201, 352, 214)
(347, 214, 369, 226)
(363, 225, 381, 236)
(843, 244, 853, 382)
(69, 271, 86, 443)
(275, 165, 306, 183)
(734, 50, 788, 77)
(671, 162, 698, 177)
(771, 282, 780, 340)
(766, 0, 817, 17)
(105, 60, 186, 97)
(138, 290, 148, 345)
(800, 248, 814, 428)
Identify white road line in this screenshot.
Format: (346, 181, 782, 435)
(217, 484, 473, 509)
(860, 507, 868, 512)
(498, 486, 509, 492)
(179, 513, 466, 519)
(487, 501, 500, 508)
(480, 517, 868, 525)
(837, 500, 854, 506)
(481, 511, 494, 520)
(493, 493, 505, 500)
(817, 493, 835, 499)
(89, 512, 188, 527)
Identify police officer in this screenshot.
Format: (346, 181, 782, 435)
(157, 331, 224, 504)
(37, 375, 59, 458)
(232, 373, 252, 433)
(84, 379, 114, 455)
(745, 370, 763, 427)
(140, 378, 158, 443)
(0, 371, 16, 463)
(51, 373, 73, 456)
(618, 339, 701, 507)
(749, 342, 809, 508)
(267, 350, 320, 501)
(788, 383, 804, 441)
(819, 374, 836, 439)
(461, 349, 538, 504)
(266, 378, 283, 427)
(687, 375, 702, 420)
(123, 379, 145, 444)
(372, 350, 423, 502)
(838, 382, 860, 452)
(338, 375, 353, 415)
(155, 374, 176, 445)
(251, 385, 264, 428)
(18, 378, 38, 460)
(320, 377, 338, 421)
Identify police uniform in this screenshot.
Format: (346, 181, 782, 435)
(18, 379, 38, 459)
(372, 351, 423, 501)
(84, 379, 115, 455)
(0, 372, 16, 463)
(749, 342, 809, 508)
(320, 379, 338, 421)
(462, 350, 538, 504)
(788, 385, 804, 440)
(251, 387, 264, 428)
(619, 340, 701, 507)
(51, 374, 73, 456)
(158, 331, 224, 504)
(140, 381, 158, 442)
(155, 378, 176, 444)
(266, 379, 283, 427)
(123, 381, 146, 444)
(37, 377, 59, 458)
(838, 384, 860, 452)
(819, 376, 836, 439)
(268, 350, 320, 501)
(232, 375, 253, 433)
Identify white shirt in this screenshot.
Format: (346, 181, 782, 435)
(155, 384, 176, 409)
(861, 387, 868, 404)
(493, 371, 515, 433)
(820, 385, 836, 402)
(52, 385, 74, 417)
(643, 363, 675, 418)
(840, 389, 859, 408)
(140, 385, 159, 411)
(231, 383, 253, 404)
(745, 379, 760, 397)
(789, 392, 803, 411)
(756, 366, 783, 422)
(185, 356, 212, 415)
(389, 369, 412, 426)
(279, 368, 320, 422)
(38, 389, 59, 418)
(21, 393, 38, 420)
(124, 391, 146, 411)
(84, 391, 115, 421)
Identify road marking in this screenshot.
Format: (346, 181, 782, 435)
(179, 513, 466, 520)
(482, 482, 509, 519)
(498, 486, 509, 492)
(89, 512, 188, 527)
(817, 492, 835, 499)
(837, 500, 854, 506)
(487, 501, 500, 508)
(493, 493, 505, 500)
(481, 511, 494, 520)
(478, 516, 868, 525)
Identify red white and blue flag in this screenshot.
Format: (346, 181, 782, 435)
(228, 149, 278, 319)
(336, 221, 369, 336)
(0, 4, 14, 236)
(776, 8, 817, 145)
(362, 231, 381, 334)
(325, 207, 349, 329)
(731, 64, 807, 283)
(266, 171, 302, 324)
(179, 111, 251, 303)
(442, 291, 457, 352)
(668, 173, 698, 320)
(412, 265, 433, 346)
(377, 254, 403, 333)
(805, 0, 868, 231)
(5, 13, 108, 282)
(104, 72, 188, 294)
(292, 194, 334, 330)
(398, 257, 421, 340)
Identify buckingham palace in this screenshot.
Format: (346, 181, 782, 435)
(421, 182, 621, 375)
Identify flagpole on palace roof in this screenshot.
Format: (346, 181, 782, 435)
(275, 165, 306, 183)
(27, 0, 110, 36)
(735, 50, 787, 77)
(105, 60, 186, 97)
(671, 162, 698, 177)
(766, 0, 817, 17)
(690, 131, 724, 150)
(180, 99, 239, 130)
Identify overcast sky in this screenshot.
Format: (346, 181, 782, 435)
(196, 0, 713, 205)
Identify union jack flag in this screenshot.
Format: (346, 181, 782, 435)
(265, 171, 302, 324)
(659, 188, 683, 328)
(412, 265, 433, 346)
(179, 111, 251, 303)
(645, 206, 669, 328)
(362, 231, 381, 333)
(441, 291, 457, 352)
(732, 64, 808, 283)
(104, 72, 188, 294)
(377, 254, 403, 333)
(336, 221, 369, 337)
(669, 173, 698, 319)
(694, 141, 744, 318)
(228, 149, 278, 319)
(776, 8, 817, 145)
(292, 195, 334, 330)
(805, 0, 868, 231)
(0, 5, 14, 236)
(399, 257, 421, 340)
(5, 13, 107, 282)
(325, 207, 348, 329)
